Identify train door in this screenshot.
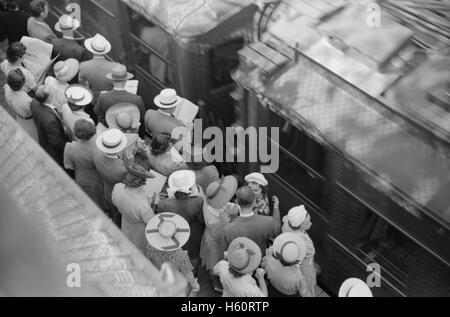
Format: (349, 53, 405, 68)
(205, 38, 245, 129)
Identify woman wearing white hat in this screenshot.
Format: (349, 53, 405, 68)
(213, 237, 267, 297)
(44, 58, 80, 110)
(156, 170, 205, 271)
(339, 278, 373, 297)
(200, 176, 239, 292)
(244, 172, 280, 220)
(282, 205, 317, 297)
(261, 232, 309, 297)
(145, 212, 200, 296)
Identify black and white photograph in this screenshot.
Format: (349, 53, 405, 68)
(0, 0, 448, 302)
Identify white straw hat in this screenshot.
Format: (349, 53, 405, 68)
(339, 278, 373, 297)
(84, 33, 112, 55)
(273, 232, 307, 266)
(55, 14, 80, 33)
(168, 170, 196, 195)
(95, 129, 128, 155)
(283, 205, 308, 230)
(145, 213, 190, 252)
(65, 84, 93, 107)
(154, 88, 183, 109)
(244, 172, 268, 187)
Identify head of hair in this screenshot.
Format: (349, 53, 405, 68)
(35, 85, 50, 103)
(6, 0, 19, 10)
(30, 0, 47, 18)
(7, 69, 25, 91)
(228, 266, 245, 278)
(150, 132, 171, 155)
(73, 119, 96, 141)
(236, 186, 255, 209)
(174, 191, 190, 200)
(6, 42, 26, 64)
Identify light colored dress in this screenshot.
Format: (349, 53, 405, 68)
(63, 138, 105, 210)
(200, 202, 239, 271)
(4, 85, 38, 142)
(282, 221, 317, 297)
(45, 76, 69, 110)
(112, 183, 155, 254)
(1, 61, 36, 93)
(213, 260, 265, 297)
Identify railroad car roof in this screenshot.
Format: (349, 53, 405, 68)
(122, 0, 255, 39)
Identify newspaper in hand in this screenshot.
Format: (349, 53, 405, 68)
(173, 98, 199, 125)
(125, 80, 139, 95)
(20, 36, 53, 85)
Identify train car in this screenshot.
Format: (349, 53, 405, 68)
(46, 0, 259, 128)
(233, 0, 450, 296)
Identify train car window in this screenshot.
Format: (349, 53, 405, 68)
(271, 146, 326, 211)
(127, 9, 172, 86)
(209, 38, 244, 89)
(355, 209, 449, 295)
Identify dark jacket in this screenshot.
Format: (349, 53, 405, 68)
(95, 89, 146, 136)
(0, 9, 30, 44)
(30, 100, 69, 166)
(50, 37, 93, 62)
(158, 195, 205, 261)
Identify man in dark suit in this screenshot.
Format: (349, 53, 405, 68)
(30, 85, 69, 167)
(0, 0, 30, 44)
(145, 88, 187, 142)
(94, 64, 146, 137)
(50, 14, 92, 62)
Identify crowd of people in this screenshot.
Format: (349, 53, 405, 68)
(0, 0, 374, 297)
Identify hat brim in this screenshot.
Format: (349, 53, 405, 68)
(207, 176, 238, 209)
(55, 19, 81, 33)
(273, 232, 307, 264)
(84, 37, 112, 55)
(244, 173, 268, 187)
(145, 213, 190, 251)
(338, 278, 373, 297)
(65, 84, 94, 106)
(95, 133, 128, 154)
(55, 59, 80, 83)
(105, 103, 141, 130)
(227, 237, 262, 275)
(168, 170, 196, 193)
(154, 95, 183, 109)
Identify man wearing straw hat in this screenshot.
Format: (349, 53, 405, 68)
(50, 14, 92, 62)
(79, 33, 120, 102)
(93, 129, 128, 227)
(339, 278, 373, 297)
(94, 64, 146, 137)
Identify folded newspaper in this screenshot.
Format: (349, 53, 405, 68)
(174, 98, 199, 124)
(20, 36, 55, 85)
(125, 80, 139, 95)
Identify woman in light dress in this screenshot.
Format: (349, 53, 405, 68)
(1, 42, 36, 93)
(4, 69, 38, 141)
(200, 175, 239, 293)
(281, 205, 318, 297)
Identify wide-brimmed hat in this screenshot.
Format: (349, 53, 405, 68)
(273, 233, 307, 266)
(105, 103, 140, 131)
(227, 237, 262, 275)
(145, 213, 190, 252)
(154, 88, 183, 109)
(65, 84, 93, 108)
(55, 14, 80, 33)
(106, 64, 133, 81)
(282, 205, 308, 230)
(95, 129, 128, 155)
(338, 278, 373, 297)
(206, 176, 238, 209)
(168, 170, 196, 195)
(84, 33, 111, 55)
(244, 172, 268, 187)
(54, 59, 79, 82)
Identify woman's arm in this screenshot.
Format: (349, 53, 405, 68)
(255, 268, 268, 297)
